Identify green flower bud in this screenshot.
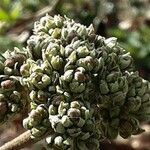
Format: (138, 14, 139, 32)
(30, 110, 42, 121)
(77, 46, 89, 58)
(41, 60, 52, 75)
(61, 115, 73, 127)
(119, 53, 132, 70)
(43, 15, 55, 28)
(72, 40, 80, 49)
(68, 51, 77, 63)
(51, 55, 63, 70)
(64, 62, 75, 72)
(76, 56, 94, 71)
(20, 63, 30, 77)
(77, 117, 85, 127)
(69, 81, 85, 93)
(104, 37, 117, 49)
(77, 25, 87, 37)
(58, 101, 69, 116)
(29, 90, 37, 101)
(31, 126, 47, 138)
(70, 101, 80, 109)
(55, 122, 65, 134)
(37, 90, 48, 103)
(65, 46, 74, 57)
(49, 105, 57, 115)
(109, 81, 119, 93)
(36, 105, 48, 117)
(62, 70, 74, 82)
(42, 74, 51, 85)
(52, 28, 61, 39)
(87, 24, 95, 35)
(99, 80, 109, 94)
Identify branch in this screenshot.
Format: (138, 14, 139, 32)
(9, 0, 60, 33)
(0, 129, 53, 150)
(0, 131, 33, 150)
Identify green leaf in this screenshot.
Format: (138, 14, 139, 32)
(0, 8, 10, 21)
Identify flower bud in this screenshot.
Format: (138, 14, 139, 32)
(4, 58, 15, 68)
(74, 72, 86, 82)
(70, 101, 80, 109)
(52, 28, 61, 39)
(69, 82, 85, 93)
(77, 46, 89, 58)
(99, 80, 109, 94)
(61, 115, 73, 127)
(67, 108, 81, 121)
(51, 55, 63, 70)
(54, 136, 63, 147)
(119, 53, 132, 70)
(1, 80, 15, 90)
(49, 105, 57, 115)
(62, 70, 74, 82)
(20, 64, 30, 77)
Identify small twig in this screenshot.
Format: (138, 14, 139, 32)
(9, 0, 60, 33)
(0, 129, 53, 150)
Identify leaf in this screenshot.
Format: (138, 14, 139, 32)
(0, 8, 10, 21)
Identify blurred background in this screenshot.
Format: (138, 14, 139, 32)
(0, 0, 150, 149)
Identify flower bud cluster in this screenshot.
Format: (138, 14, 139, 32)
(0, 48, 27, 76)
(0, 48, 27, 124)
(119, 71, 150, 138)
(46, 100, 100, 150)
(23, 104, 49, 138)
(0, 76, 26, 124)
(21, 14, 150, 149)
